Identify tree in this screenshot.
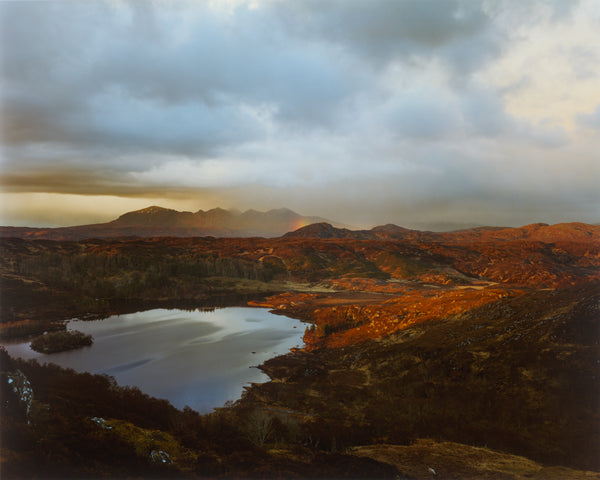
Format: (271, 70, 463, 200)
(245, 409, 274, 447)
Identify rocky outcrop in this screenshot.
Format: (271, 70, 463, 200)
(89, 416, 113, 430)
(150, 450, 172, 465)
(7, 369, 33, 418)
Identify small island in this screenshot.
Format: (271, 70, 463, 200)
(30, 330, 93, 354)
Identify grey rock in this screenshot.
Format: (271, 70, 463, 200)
(90, 417, 113, 429)
(7, 369, 33, 419)
(150, 450, 172, 465)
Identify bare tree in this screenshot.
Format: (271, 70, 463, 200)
(245, 409, 274, 447)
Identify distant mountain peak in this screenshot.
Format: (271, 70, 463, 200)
(129, 206, 175, 215)
(114, 205, 185, 223)
(283, 222, 366, 239)
(371, 224, 413, 233)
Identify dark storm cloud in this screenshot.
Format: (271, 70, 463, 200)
(1, 3, 264, 155)
(269, 0, 508, 83)
(0, 0, 560, 157)
(0, 0, 366, 159)
(0, 0, 509, 157)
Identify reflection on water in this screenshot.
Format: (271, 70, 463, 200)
(2, 308, 304, 413)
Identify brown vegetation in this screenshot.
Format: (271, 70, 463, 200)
(350, 440, 600, 480)
(0, 221, 598, 478)
(243, 282, 600, 471)
(0, 318, 65, 340)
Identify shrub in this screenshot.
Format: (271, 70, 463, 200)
(30, 330, 93, 354)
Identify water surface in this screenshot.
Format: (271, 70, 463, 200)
(3, 307, 304, 412)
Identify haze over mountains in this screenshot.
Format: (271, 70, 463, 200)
(0, 206, 333, 240)
(1, 205, 598, 245)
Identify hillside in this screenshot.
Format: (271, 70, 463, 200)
(1, 222, 599, 478)
(246, 282, 600, 470)
(285, 221, 600, 244)
(1, 222, 598, 324)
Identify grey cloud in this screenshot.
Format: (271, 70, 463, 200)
(1, 0, 365, 156)
(104, 2, 366, 130)
(269, 0, 502, 75)
(1, 95, 67, 145)
(0, 0, 521, 158)
(460, 85, 511, 137)
(376, 81, 567, 146)
(384, 88, 460, 139)
(568, 45, 600, 81)
(577, 105, 600, 129)
(214, 159, 599, 230)
(486, 0, 580, 24)
(458, 83, 569, 147)
(81, 89, 265, 154)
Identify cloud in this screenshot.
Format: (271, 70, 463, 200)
(383, 88, 460, 139)
(0, 0, 572, 153)
(577, 104, 600, 129)
(0, 0, 598, 229)
(270, 0, 502, 74)
(0, 1, 362, 154)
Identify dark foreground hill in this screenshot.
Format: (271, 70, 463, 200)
(248, 282, 600, 471)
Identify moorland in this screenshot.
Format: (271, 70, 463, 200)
(1, 215, 599, 479)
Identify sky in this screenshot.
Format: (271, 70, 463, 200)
(1, 0, 599, 230)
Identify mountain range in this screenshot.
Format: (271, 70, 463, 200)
(2, 205, 599, 244)
(0, 206, 333, 240)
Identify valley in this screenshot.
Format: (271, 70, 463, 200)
(0, 220, 599, 478)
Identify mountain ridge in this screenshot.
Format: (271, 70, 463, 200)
(284, 221, 600, 244)
(1, 205, 598, 244)
(0, 206, 335, 240)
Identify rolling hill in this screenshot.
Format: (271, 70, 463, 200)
(285, 221, 600, 243)
(1, 218, 599, 478)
